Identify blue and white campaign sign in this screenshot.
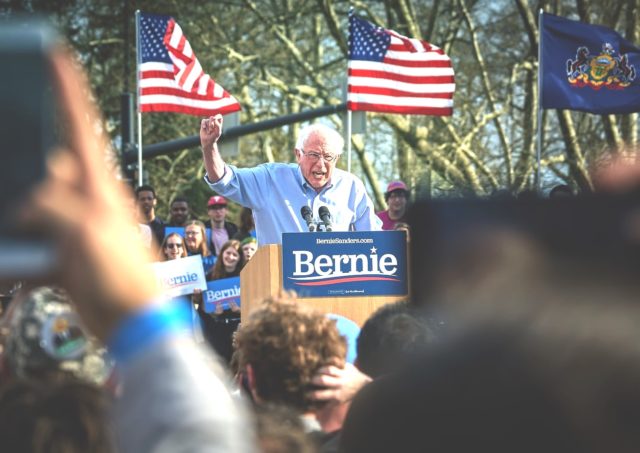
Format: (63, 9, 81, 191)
(152, 254, 207, 298)
(282, 231, 408, 297)
(203, 276, 241, 313)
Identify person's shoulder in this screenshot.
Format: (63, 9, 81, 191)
(334, 168, 363, 182)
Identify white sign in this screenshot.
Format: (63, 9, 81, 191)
(152, 255, 207, 298)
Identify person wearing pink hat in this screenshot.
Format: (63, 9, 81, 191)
(203, 195, 239, 257)
(377, 181, 410, 230)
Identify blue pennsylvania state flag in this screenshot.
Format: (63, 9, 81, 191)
(541, 12, 640, 114)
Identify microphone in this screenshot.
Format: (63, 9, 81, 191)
(300, 206, 316, 232)
(318, 206, 333, 232)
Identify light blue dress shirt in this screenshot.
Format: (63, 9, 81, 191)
(205, 163, 382, 245)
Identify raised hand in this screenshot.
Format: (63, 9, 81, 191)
(200, 114, 223, 152)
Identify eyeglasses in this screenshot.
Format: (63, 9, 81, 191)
(166, 243, 184, 249)
(185, 230, 201, 236)
(300, 149, 338, 163)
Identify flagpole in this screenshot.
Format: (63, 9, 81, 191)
(536, 9, 544, 195)
(135, 10, 143, 187)
(346, 109, 352, 173)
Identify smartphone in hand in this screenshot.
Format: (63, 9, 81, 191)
(0, 21, 58, 276)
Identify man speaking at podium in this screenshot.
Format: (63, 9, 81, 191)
(200, 114, 381, 245)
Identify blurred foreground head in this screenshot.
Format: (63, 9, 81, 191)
(236, 293, 347, 413)
(342, 193, 640, 451)
(1, 286, 111, 385)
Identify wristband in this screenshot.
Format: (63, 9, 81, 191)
(107, 301, 191, 364)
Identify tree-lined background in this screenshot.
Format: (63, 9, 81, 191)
(2, 0, 638, 220)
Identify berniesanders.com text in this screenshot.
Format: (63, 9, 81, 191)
(315, 237, 373, 245)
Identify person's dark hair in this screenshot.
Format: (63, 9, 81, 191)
(134, 185, 156, 198)
(356, 301, 435, 378)
(170, 195, 189, 206)
(548, 184, 574, 198)
(236, 207, 255, 238)
(0, 374, 113, 453)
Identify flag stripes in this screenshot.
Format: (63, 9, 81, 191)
(138, 12, 241, 116)
(348, 13, 455, 116)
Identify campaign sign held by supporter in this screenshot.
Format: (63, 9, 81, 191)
(203, 277, 240, 313)
(282, 231, 407, 297)
(164, 226, 185, 238)
(152, 255, 207, 298)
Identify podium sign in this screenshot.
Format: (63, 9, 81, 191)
(282, 231, 407, 297)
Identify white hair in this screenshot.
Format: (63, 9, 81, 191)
(295, 123, 345, 155)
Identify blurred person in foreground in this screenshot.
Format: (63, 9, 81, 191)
(200, 116, 381, 245)
(10, 46, 254, 452)
(0, 286, 115, 451)
(340, 193, 640, 453)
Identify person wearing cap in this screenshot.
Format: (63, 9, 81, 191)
(376, 181, 410, 231)
(204, 195, 239, 256)
(200, 115, 382, 245)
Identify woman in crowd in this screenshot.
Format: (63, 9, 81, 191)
(208, 240, 244, 280)
(158, 232, 188, 261)
(233, 207, 256, 242)
(199, 240, 244, 363)
(184, 220, 216, 273)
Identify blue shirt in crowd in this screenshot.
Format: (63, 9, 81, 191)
(205, 163, 382, 245)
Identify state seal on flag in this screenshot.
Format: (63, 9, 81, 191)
(566, 43, 636, 90)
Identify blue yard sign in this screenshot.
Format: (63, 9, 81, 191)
(203, 276, 241, 313)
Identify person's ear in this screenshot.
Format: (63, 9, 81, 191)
(245, 363, 262, 403)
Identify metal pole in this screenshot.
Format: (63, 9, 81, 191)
(123, 103, 348, 165)
(346, 109, 352, 173)
(135, 10, 143, 187)
(536, 9, 544, 194)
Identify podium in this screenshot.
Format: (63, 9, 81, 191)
(240, 232, 408, 326)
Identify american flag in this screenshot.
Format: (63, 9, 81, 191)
(138, 12, 241, 116)
(348, 13, 454, 116)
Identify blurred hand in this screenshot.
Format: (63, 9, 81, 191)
(18, 48, 160, 342)
(308, 363, 372, 404)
